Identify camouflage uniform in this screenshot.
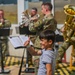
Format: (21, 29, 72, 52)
(0, 19, 11, 66)
(29, 14, 57, 33)
(0, 19, 11, 28)
(56, 5, 75, 68)
(56, 21, 75, 63)
(29, 13, 57, 74)
(29, 14, 57, 47)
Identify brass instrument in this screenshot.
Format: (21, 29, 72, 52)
(19, 9, 40, 28)
(64, 5, 75, 57)
(19, 10, 30, 27)
(64, 5, 75, 25)
(63, 5, 75, 40)
(19, 18, 30, 27)
(23, 9, 30, 18)
(64, 5, 75, 15)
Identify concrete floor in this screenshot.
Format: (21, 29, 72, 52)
(0, 63, 75, 75)
(0, 66, 35, 75)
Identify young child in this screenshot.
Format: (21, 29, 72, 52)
(24, 29, 56, 75)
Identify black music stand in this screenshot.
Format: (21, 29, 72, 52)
(19, 26, 36, 35)
(18, 26, 35, 75)
(0, 28, 11, 74)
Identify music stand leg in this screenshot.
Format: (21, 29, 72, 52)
(18, 48, 26, 75)
(25, 49, 34, 73)
(0, 40, 10, 74)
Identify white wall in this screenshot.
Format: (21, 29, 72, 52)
(17, 0, 24, 24)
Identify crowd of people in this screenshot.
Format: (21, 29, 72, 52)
(0, 2, 75, 75)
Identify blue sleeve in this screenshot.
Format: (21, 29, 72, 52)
(42, 54, 52, 64)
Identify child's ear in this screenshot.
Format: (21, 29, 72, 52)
(49, 40, 53, 44)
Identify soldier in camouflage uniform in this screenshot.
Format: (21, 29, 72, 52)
(29, 2, 57, 48)
(27, 8, 40, 67)
(29, 2, 57, 74)
(20, 8, 40, 68)
(0, 9, 11, 66)
(56, 5, 75, 68)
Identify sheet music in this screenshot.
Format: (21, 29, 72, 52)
(8, 35, 33, 49)
(8, 37, 24, 48)
(19, 35, 33, 45)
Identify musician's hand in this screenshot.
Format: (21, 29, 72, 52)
(24, 37, 30, 47)
(30, 17, 38, 21)
(0, 19, 4, 24)
(60, 26, 65, 33)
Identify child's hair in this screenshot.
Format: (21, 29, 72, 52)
(39, 29, 55, 44)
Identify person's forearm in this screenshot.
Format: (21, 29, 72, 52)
(46, 70, 52, 75)
(27, 46, 38, 56)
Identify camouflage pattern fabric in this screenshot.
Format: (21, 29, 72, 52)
(0, 19, 11, 65)
(56, 20, 75, 63)
(29, 14, 57, 33)
(56, 13, 75, 69)
(0, 19, 11, 28)
(56, 5, 75, 63)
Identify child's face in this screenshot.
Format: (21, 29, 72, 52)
(40, 38, 52, 49)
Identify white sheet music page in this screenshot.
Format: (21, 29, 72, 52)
(8, 36, 24, 48)
(19, 35, 33, 45)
